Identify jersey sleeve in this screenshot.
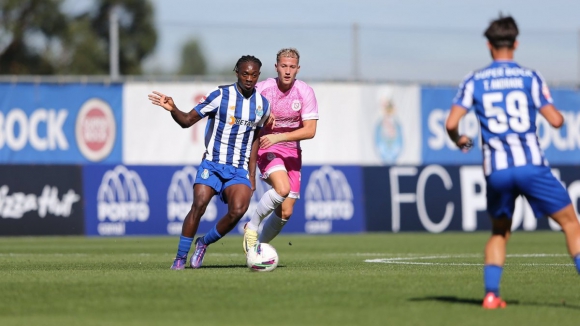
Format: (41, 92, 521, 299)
(193, 87, 222, 117)
(531, 71, 554, 109)
(451, 72, 474, 110)
(301, 85, 319, 121)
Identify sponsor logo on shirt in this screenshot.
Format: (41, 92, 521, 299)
(228, 116, 258, 127)
(542, 84, 552, 101)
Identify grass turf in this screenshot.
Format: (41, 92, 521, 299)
(0, 232, 578, 325)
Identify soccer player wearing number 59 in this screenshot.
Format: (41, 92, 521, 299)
(446, 15, 580, 309)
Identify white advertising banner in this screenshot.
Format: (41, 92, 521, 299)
(123, 82, 421, 165)
(301, 83, 421, 165)
(123, 82, 218, 165)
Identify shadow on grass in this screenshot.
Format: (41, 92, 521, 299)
(409, 296, 580, 310)
(188, 264, 286, 269)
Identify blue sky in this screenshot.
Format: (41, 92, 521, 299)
(65, 0, 580, 83)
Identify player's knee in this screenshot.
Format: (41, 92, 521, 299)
(190, 200, 208, 215)
(274, 185, 290, 198)
(228, 203, 249, 220)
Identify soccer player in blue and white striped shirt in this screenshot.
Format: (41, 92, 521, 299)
(148, 55, 271, 270)
(446, 15, 580, 309)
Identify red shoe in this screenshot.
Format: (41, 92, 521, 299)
(482, 292, 507, 309)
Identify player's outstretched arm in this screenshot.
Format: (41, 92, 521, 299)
(260, 120, 317, 149)
(446, 105, 472, 152)
(148, 91, 202, 128)
(539, 104, 564, 128)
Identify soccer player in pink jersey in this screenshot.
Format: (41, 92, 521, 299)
(243, 48, 319, 253)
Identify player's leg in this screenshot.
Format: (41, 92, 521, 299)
(259, 197, 296, 243)
(482, 216, 511, 309)
(171, 183, 216, 270)
(258, 166, 301, 243)
(191, 176, 253, 268)
(482, 170, 515, 308)
(547, 204, 580, 272)
(248, 170, 290, 229)
(517, 166, 580, 273)
(244, 153, 290, 252)
(215, 183, 254, 236)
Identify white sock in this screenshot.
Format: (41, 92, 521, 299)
(247, 189, 286, 231)
(259, 212, 288, 243)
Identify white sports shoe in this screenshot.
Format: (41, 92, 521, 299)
(243, 223, 258, 254)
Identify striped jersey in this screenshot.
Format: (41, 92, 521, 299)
(453, 60, 553, 176)
(194, 83, 270, 170)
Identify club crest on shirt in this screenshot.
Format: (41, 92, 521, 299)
(256, 106, 263, 118)
(229, 105, 235, 110)
(201, 169, 210, 179)
(267, 152, 276, 161)
(292, 100, 301, 111)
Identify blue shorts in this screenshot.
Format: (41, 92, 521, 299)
(486, 165, 571, 219)
(194, 160, 251, 203)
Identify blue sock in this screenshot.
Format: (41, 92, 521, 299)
(484, 265, 503, 296)
(201, 225, 223, 245)
(176, 235, 194, 258)
(574, 255, 580, 274)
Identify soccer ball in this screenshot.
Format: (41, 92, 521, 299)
(246, 242, 279, 272)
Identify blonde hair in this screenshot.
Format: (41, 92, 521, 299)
(276, 48, 300, 63)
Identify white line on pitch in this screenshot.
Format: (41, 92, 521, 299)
(365, 253, 572, 266)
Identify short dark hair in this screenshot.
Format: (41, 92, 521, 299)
(233, 55, 262, 72)
(484, 15, 519, 49)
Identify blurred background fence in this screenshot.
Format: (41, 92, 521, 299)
(142, 22, 580, 85)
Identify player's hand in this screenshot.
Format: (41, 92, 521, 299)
(456, 135, 473, 153)
(260, 133, 287, 149)
(148, 91, 176, 112)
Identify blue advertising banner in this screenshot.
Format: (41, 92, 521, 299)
(0, 83, 122, 164)
(363, 165, 580, 232)
(84, 165, 217, 236)
(234, 165, 366, 235)
(84, 164, 366, 236)
(421, 86, 580, 165)
(269, 165, 366, 235)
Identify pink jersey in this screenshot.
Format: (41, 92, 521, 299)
(255, 78, 319, 150)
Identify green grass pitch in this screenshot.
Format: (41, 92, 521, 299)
(0, 232, 579, 325)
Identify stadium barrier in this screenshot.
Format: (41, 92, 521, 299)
(82, 164, 366, 236)
(1, 82, 579, 235)
(2, 163, 579, 236)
